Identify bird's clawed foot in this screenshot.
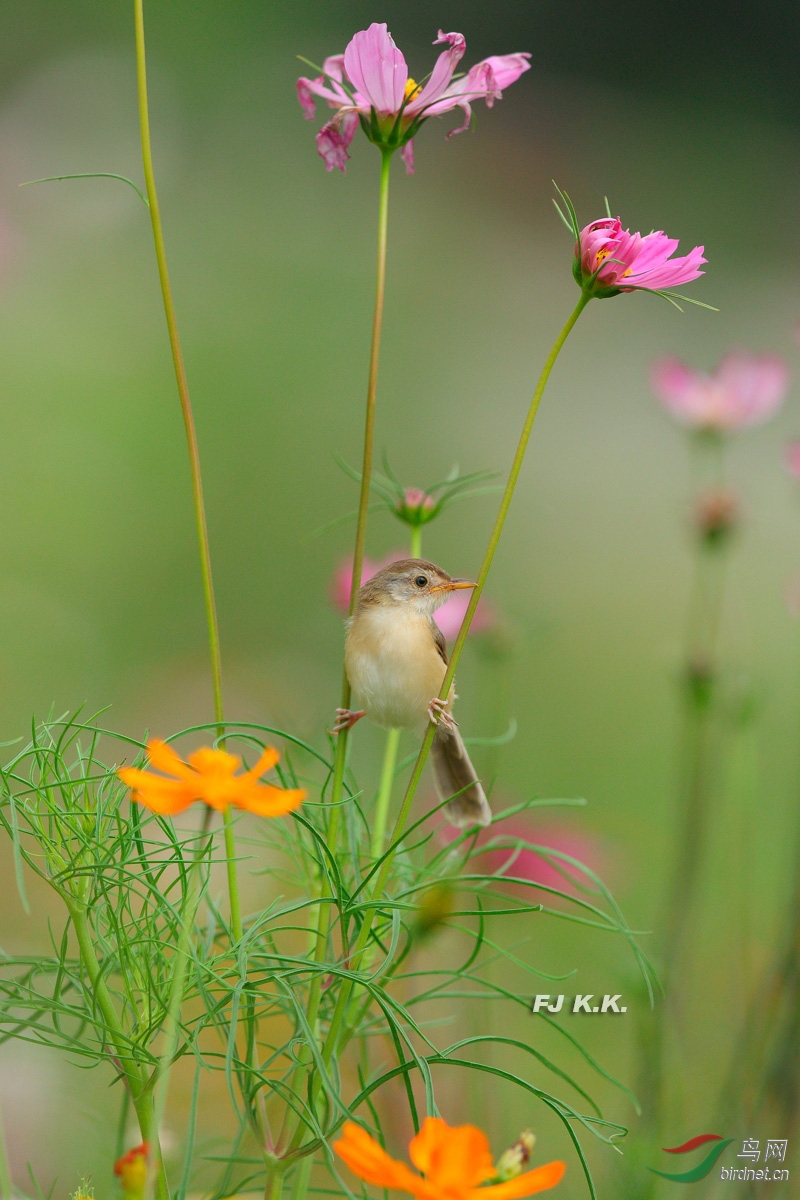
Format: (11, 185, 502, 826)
(427, 697, 457, 733)
(330, 708, 366, 735)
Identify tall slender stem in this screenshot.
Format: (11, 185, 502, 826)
(319, 291, 591, 1069)
(68, 900, 169, 1200)
(636, 433, 731, 1150)
(222, 808, 243, 941)
(372, 729, 401, 858)
(372, 520, 420, 865)
(134, 0, 223, 734)
(280, 151, 394, 1171)
(0, 1099, 11, 1200)
(134, 1, 242, 936)
(150, 810, 215, 1183)
(380, 292, 591, 865)
(327, 148, 393, 844)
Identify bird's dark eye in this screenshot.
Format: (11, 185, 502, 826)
(414, 575, 428, 588)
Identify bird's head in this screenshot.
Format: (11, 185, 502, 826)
(358, 558, 476, 617)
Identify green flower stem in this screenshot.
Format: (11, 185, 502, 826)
(68, 900, 169, 1200)
(371, 519, 421, 884)
(134, 1, 242, 939)
(267, 1162, 287, 1200)
(0, 1102, 11, 1200)
(282, 150, 394, 1165)
(150, 810, 215, 1190)
(327, 147, 393, 854)
(319, 291, 592, 1070)
(371, 728, 402, 859)
(222, 807, 243, 941)
(289, 1156, 313, 1200)
(637, 433, 731, 1141)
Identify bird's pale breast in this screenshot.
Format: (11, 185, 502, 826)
(345, 606, 450, 731)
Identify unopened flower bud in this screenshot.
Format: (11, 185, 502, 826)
(114, 1144, 150, 1199)
(397, 487, 436, 527)
(494, 1130, 536, 1180)
(412, 884, 452, 939)
(693, 488, 739, 546)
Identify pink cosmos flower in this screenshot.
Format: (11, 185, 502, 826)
(652, 353, 789, 431)
(330, 553, 493, 638)
(433, 586, 494, 640)
(442, 817, 612, 891)
(574, 216, 706, 297)
(297, 23, 530, 173)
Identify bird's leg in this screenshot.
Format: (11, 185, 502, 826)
(330, 708, 366, 735)
(427, 697, 458, 734)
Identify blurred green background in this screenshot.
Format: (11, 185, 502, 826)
(1, 1, 798, 1196)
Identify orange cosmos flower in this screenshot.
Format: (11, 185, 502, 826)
(114, 1143, 149, 1197)
(118, 740, 305, 817)
(334, 1118, 565, 1200)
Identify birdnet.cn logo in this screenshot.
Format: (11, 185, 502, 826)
(647, 1134, 789, 1184)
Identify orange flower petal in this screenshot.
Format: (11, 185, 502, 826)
(119, 742, 302, 821)
(188, 746, 241, 775)
(477, 1162, 566, 1200)
(117, 767, 190, 795)
(334, 1123, 437, 1199)
(233, 784, 305, 817)
(410, 1118, 495, 1189)
(126, 782, 196, 815)
(242, 745, 281, 782)
(144, 739, 195, 781)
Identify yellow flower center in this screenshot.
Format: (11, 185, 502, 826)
(404, 77, 421, 101)
(595, 247, 611, 264)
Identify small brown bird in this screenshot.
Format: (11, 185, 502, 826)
(333, 558, 491, 827)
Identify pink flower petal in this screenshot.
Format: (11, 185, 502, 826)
(343, 22, 408, 116)
(476, 52, 532, 91)
(405, 30, 466, 114)
(434, 590, 494, 640)
(400, 139, 415, 174)
(316, 112, 359, 173)
(330, 552, 406, 612)
(577, 216, 706, 294)
(652, 352, 788, 430)
(441, 817, 614, 892)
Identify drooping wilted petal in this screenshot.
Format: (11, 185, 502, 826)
(316, 111, 359, 172)
(400, 139, 415, 174)
(405, 31, 466, 114)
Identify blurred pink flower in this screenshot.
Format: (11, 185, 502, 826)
(434, 587, 494, 640)
(482, 822, 607, 890)
(330, 554, 390, 613)
(785, 441, 800, 478)
(297, 23, 530, 172)
(652, 353, 789, 431)
(444, 818, 612, 892)
(575, 217, 706, 296)
(330, 553, 493, 638)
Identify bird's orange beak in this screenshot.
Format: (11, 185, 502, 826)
(432, 578, 477, 593)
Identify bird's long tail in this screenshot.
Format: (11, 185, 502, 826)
(431, 723, 491, 827)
